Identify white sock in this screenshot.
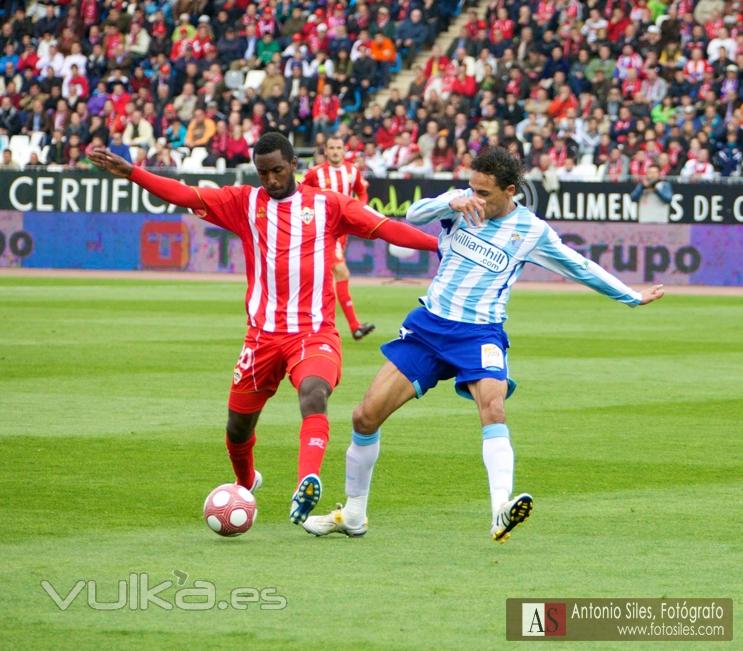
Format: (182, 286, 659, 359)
(482, 424, 514, 521)
(342, 430, 380, 526)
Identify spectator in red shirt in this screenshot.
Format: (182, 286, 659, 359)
(312, 85, 340, 140)
(424, 44, 450, 78)
(451, 67, 477, 97)
(431, 135, 455, 171)
(492, 7, 515, 40)
(607, 8, 631, 42)
(548, 85, 578, 120)
(103, 24, 122, 59)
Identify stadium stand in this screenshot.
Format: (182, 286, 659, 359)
(0, 1, 741, 182)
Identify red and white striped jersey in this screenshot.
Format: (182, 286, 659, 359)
(303, 161, 369, 203)
(194, 183, 385, 333)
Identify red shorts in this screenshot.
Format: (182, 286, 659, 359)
(334, 234, 348, 265)
(228, 327, 343, 413)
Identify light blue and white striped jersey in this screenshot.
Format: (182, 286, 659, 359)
(407, 188, 642, 324)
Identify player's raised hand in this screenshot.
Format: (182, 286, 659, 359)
(89, 147, 133, 179)
(640, 284, 665, 305)
(450, 194, 486, 228)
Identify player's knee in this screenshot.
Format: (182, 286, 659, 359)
(299, 380, 331, 416)
(226, 410, 259, 443)
(333, 263, 349, 281)
(481, 399, 506, 425)
(352, 402, 380, 434)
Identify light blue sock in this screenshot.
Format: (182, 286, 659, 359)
(344, 430, 380, 526)
(482, 424, 513, 518)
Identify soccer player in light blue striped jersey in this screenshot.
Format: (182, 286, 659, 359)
(303, 148, 665, 543)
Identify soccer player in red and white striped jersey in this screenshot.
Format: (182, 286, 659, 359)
(89, 134, 438, 526)
(303, 136, 375, 341)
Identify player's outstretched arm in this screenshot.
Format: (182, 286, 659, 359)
(528, 225, 665, 307)
(89, 147, 206, 211)
(371, 219, 439, 251)
(338, 195, 439, 251)
(407, 188, 476, 225)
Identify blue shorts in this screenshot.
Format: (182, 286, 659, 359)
(380, 307, 517, 400)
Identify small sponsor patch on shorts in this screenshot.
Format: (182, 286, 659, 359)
(481, 343, 504, 370)
(233, 369, 243, 384)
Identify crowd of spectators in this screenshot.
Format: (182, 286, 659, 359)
(0, 0, 741, 183)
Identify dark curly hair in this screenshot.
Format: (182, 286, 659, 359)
(472, 147, 524, 190)
(253, 132, 295, 162)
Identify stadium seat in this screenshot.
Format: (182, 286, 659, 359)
(30, 131, 46, 148)
(244, 70, 266, 91)
(225, 70, 245, 90)
(9, 135, 30, 161)
(180, 156, 198, 171)
(189, 147, 209, 165)
(575, 164, 599, 181)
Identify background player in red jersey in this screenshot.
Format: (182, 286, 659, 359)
(89, 133, 439, 525)
(303, 136, 375, 341)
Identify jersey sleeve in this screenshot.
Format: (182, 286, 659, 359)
(335, 193, 388, 238)
(353, 170, 369, 204)
(129, 167, 251, 237)
(192, 185, 252, 237)
(303, 166, 319, 188)
(406, 188, 473, 225)
(526, 224, 642, 306)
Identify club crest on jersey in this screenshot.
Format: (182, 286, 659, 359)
(256, 207, 266, 220)
(301, 207, 315, 224)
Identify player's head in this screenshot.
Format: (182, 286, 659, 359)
(253, 132, 297, 199)
(470, 147, 523, 219)
(325, 136, 345, 166)
(646, 163, 661, 183)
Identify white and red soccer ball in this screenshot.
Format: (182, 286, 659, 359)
(203, 484, 257, 536)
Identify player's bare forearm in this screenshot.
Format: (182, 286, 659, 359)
(372, 219, 438, 251)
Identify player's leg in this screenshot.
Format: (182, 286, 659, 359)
(286, 331, 343, 523)
(225, 410, 262, 492)
(226, 332, 284, 493)
(304, 311, 450, 536)
(468, 378, 532, 543)
(333, 237, 374, 340)
(303, 361, 418, 536)
(343, 361, 418, 525)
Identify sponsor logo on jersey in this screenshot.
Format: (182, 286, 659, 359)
(451, 229, 510, 273)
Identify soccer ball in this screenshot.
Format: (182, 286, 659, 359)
(203, 483, 257, 536)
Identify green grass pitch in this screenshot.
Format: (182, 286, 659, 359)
(1, 276, 741, 650)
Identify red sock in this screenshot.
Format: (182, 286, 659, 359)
(298, 414, 329, 483)
(225, 432, 256, 489)
(336, 279, 361, 332)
